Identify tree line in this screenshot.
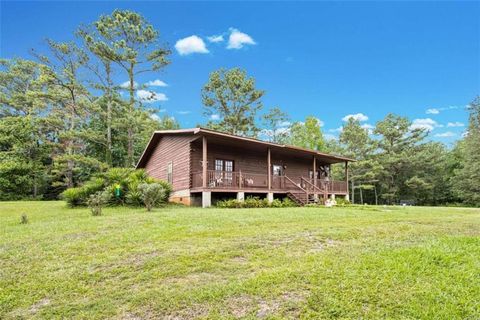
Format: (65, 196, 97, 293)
(200, 68, 479, 207)
(1, 10, 478, 206)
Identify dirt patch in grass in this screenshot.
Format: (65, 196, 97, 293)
(29, 298, 50, 314)
(163, 304, 210, 320)
(122, 250, 161, 267)
(9, 298, 51, 318)
(224, 294, 256, 318)
(161, 272, 229, 289)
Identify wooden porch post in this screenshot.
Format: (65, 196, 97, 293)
(313, 156, 317, 187)
(267, 147, 271, 190)
(202, 136, 207, 188)
(345, 161, 349, 200)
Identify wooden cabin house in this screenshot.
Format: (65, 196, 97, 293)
(136, 128, 353, 207)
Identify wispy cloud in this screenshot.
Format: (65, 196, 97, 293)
(120, 81, 138, 89)
(177, 110, 191, 115)
(278, 121, 291, 127)
(425, 105, 465, 115)
(434, 131, 456, 138)
(324, 133, 338, 141)
(146, 79, 168, 87)
(207, 34, 224, 43)
(410, 118, 442, 132)
(342, 113, 369, 122)
(227, 28, 256, 49)
(210, 114, 220, 121)
(175, 35, 209, 55)
(447, 122, 465, 127)
(329, 127, 343, 133)
(361, 123, 375, 134)
(136, 90, 168, 103)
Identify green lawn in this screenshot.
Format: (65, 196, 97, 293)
(0, 202, 479, 319)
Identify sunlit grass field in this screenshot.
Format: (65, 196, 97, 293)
(1, 201, 479, 319)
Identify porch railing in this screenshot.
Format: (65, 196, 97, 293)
(191, 170, 348, 193)
(191, 170, 268, 189)
(314, 179, 348, 194)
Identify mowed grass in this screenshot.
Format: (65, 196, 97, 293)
(0, 202, 479, 319)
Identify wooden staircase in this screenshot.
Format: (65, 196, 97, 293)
(284, 176, 324, 206)
(287, 192, 317, 206)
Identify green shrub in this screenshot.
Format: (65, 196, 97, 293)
(243, 196, 269, 208)
(216, 196, 299, 208)
(61, 187, 85, 207)
(62, 168, 172, 207)
(336, 198, 351, 206)
(281, 197, 297, 207)
(138, 183, 166, 211)
(216, 199, 243, 208)
(270, 199, 283, 207)
(20, 213, 28, 224)
(87, 190, 111, 216)
(61, 177, 105, 207)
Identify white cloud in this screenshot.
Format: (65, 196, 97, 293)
(207, 35, 224, 43)
(434, 131, 456, 138)
(227, 28, 256, 49)
(278, 121, 291, 127)
(260, 127, 291, 141)
(120, 81, 138, 89)
(177, 110, 191, 115)
(447, 121, 465, 127)
(210, 114, 220, 121)
(410, 118, 442, 132)
(342, 113, 369, 122)
(361, 123, 374, 134)
(175, 35, 209, 55)
(136, 90, 168, 103)
(425, 105, 464, 115)
(146, 79, 168, 87)
(324, 133, 338, 141)
(329, 127, 343, 133)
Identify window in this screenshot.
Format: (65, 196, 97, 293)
(215, 159, 234, 186)
(215, 159, 234, 172)
(167, 162, 173, 184)
(272, 165, 283, 176)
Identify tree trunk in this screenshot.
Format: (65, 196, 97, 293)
(66, 102, 75, 188)
(33, 173, 38, 198)
(105, 62, 113, 167)
(126, 65, 135, 167)
(106, 98, 112, 166)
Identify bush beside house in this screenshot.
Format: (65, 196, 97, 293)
(216, 196, 298, 208)
(62, 168, 172, 208)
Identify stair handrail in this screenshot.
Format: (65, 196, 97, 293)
(300, 177, 324, 193)
(284, 175, 307, 193)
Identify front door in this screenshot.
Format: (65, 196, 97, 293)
(215, 159, 234, 187)
(272, 164, 284, 189)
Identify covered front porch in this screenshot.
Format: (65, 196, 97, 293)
(190, 135, 351, 207)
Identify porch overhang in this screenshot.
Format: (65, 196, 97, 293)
(136, 127, 356, 168)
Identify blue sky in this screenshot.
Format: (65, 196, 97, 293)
(1, 1, 479, 145)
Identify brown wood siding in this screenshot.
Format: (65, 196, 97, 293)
(190, 139, 329, 183)
(144, 135, 192, 191)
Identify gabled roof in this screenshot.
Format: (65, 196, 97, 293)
(136, 127, 355, 168)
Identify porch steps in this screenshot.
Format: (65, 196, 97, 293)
(287, 192, 317, 206)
